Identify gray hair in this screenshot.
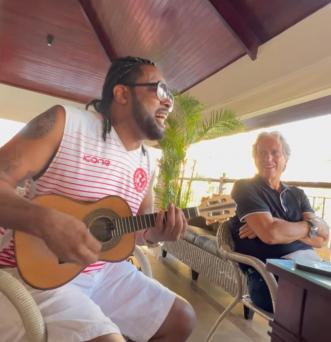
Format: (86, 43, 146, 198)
(252, 131, 291, 160)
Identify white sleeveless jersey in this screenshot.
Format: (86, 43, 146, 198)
(0, 106, 153, 272)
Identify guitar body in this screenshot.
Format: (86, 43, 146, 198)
(15, 195, 135, 289)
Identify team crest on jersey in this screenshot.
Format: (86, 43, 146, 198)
(133, 168, 148, 192)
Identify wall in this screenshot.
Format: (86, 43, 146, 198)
(0, 84, 83, 123)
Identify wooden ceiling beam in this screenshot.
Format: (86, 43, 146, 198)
(209, 0, 260, 60)
(79, 0, 117, 61)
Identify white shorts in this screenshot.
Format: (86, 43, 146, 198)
(0, 261, 176, 342)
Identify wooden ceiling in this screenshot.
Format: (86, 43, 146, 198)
(0, 0, 330, 105)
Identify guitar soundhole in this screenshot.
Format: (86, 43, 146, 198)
(89, 217, 114, 242)
(84, 208, 121, 251)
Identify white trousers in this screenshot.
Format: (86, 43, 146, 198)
(0, 261, 176, 342)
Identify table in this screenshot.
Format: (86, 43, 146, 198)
(267, 259, 331, 342)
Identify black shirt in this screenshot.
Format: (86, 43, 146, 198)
(229, 175, 313, 262)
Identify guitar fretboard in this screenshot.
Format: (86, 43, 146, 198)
(112, 207, 199, 236)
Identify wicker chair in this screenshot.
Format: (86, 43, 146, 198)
(206, 220, 278, 342)
(0, 269, 47, 342)
(0, 246, 152, 342)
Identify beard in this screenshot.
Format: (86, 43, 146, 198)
(132, 93, 165, 140)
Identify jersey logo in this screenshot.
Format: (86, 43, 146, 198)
(83, 154, 111, 167)
(133, 168, 148, 192)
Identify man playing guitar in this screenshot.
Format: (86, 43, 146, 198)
(0, 57, 196, 342)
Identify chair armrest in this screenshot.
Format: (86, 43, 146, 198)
(216, 224, 278, 311)
(219, 249, 278, 309)
(0, 269, 46, 342)
(133, 246, 153, 278)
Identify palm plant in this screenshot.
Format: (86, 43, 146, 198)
(155, 93, 244, 209)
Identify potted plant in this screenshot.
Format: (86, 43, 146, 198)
(155, 93, 244, 209)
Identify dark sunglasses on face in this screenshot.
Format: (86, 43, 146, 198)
(121, 81, 174, 113)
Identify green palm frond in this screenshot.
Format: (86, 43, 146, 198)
(195, 109, 244, 142)
(154, 93, 244, 209)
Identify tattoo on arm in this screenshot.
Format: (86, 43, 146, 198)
(20, 107, 57, 139)
(0, 148, 34, 184)
(0, 147, 21, 174)
(0, 106, 61, 184)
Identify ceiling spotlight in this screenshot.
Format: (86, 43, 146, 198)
(46, 34, 54, 47)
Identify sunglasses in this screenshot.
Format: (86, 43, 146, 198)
(121, 81, 174, 113)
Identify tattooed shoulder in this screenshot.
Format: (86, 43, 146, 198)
(0, 144, 33, 178)
(20, 105, 63, 139)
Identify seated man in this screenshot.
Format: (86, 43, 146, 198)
(229, 131, 329, 312)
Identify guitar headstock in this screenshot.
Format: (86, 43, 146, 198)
(198, 194, 235, 225)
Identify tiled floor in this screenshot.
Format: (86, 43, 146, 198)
(148, 251, 270, 342)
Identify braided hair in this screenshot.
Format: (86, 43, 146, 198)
(86, 56, 155, 141)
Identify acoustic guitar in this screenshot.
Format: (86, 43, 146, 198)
(15, 194, 234, 289)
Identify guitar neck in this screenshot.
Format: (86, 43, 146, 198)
(112, 207, 199, 236)
(112, 201, 235, 237)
